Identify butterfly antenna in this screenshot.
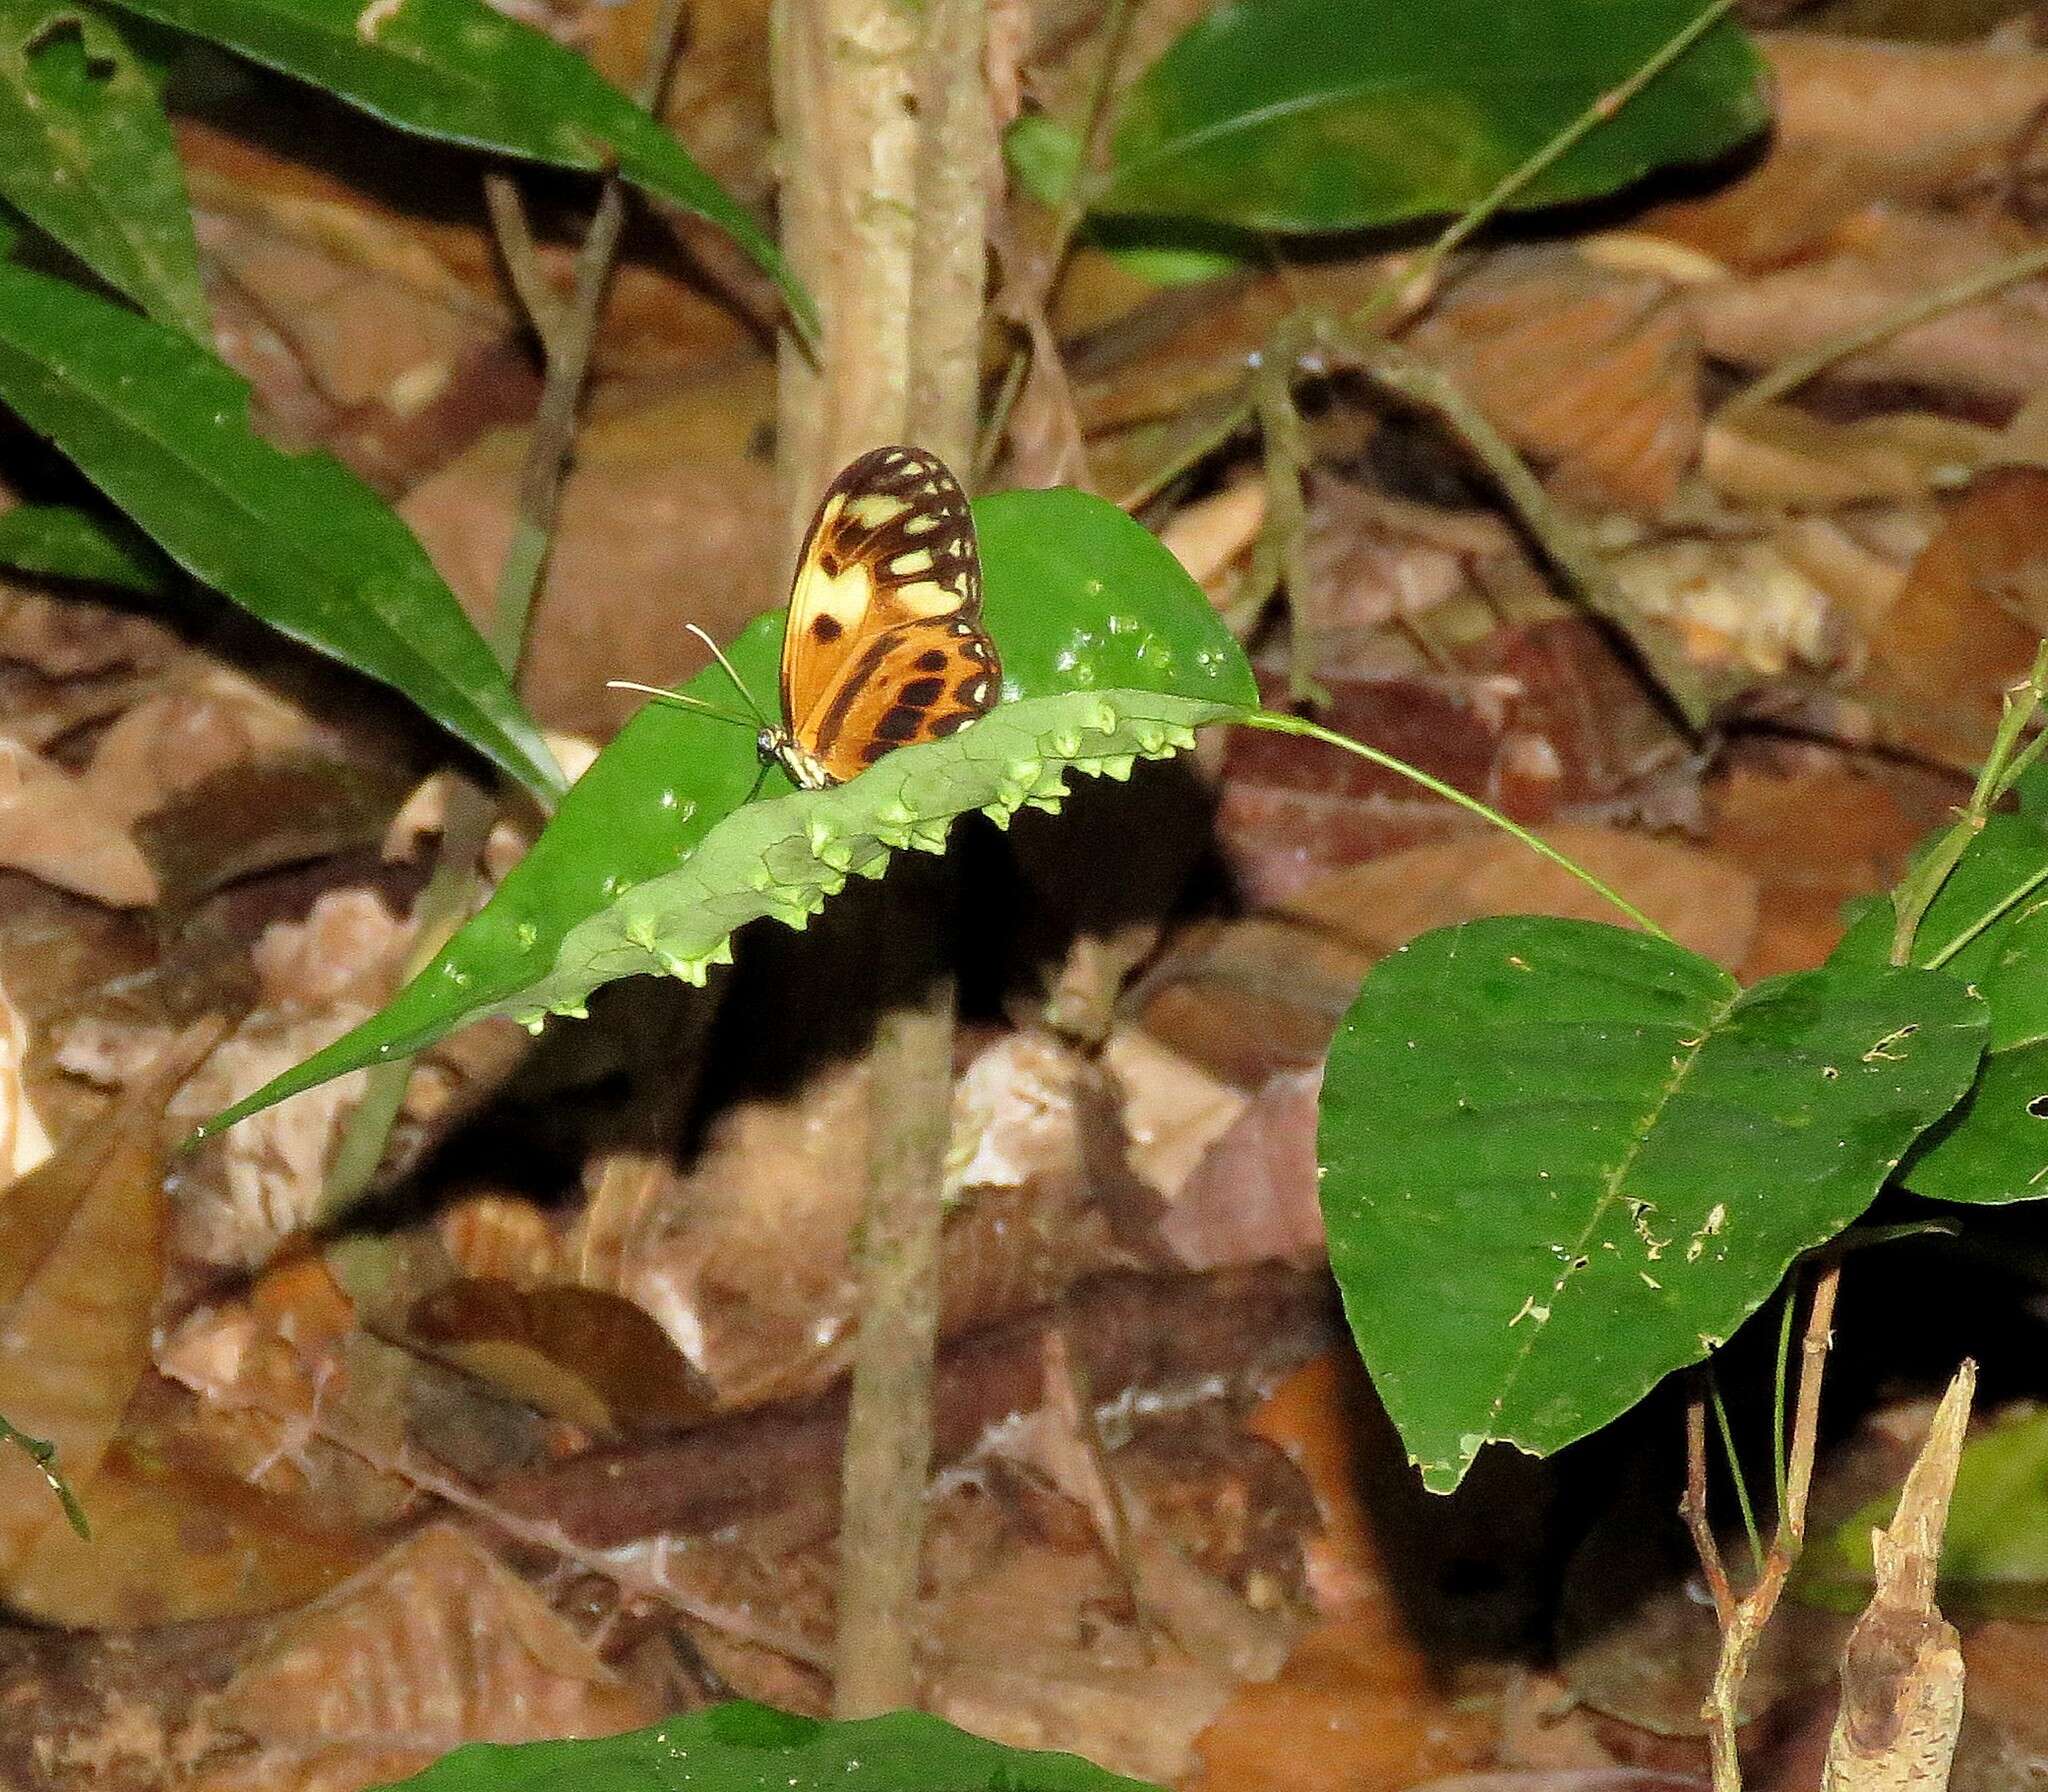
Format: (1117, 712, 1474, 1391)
(683, 623, 774, 730)
(605, 678, 756, 731)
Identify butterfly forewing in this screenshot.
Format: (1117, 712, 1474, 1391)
(778, 445, 1001, 785)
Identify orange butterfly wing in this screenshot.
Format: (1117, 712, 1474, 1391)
(778, 446, 1001, 785)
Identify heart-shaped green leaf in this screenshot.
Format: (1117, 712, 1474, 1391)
(1320, 916, 1985, 1492)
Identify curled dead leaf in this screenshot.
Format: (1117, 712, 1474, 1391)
(0, 1025, 217, 1613)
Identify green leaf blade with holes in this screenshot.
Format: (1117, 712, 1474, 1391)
(0, 0, 208, 335)
(1834, 813, 2048, 1205)
(197, 486, 1257, 1135)
(370, 1702, 1162, 1792)
(1318, 917, 1985, 1493)
(1086, 0, 1768, 235)
(92, 0, 814, 339)
(0, 261, 563, 801)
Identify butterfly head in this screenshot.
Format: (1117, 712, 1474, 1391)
(761, 726, 833, 790)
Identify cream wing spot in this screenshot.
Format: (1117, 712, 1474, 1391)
(790, 558, 878, 630)
(846, 493, 911, 528)
(889, 549, 935, 575)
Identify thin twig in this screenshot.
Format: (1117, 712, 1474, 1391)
(1363, 0, 1740, 329)
(321, 0, 692, 1217)
(975, 0, 1135, 479)
(1682, 1393, 1737, 1626)
(1332, 328, 1715, 729)
(1723, 241, 2048, 416)
(483, 173, 571, 361)
(1114, 0, 1744, 511)
(1693, 1262, 1842, 1792)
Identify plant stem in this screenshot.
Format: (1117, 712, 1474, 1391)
(320, 0, 691, 1217)
(1722, 242, 2048, 416)
(1330, 329, 1713, 729)
(1709, 1371, 1765, 1578)
(1889, 640, 2048, 966)
(975, 0, 1133, 478)
(1690, 1262, 1841, 1792)
(773, 0, 989, 1718)
(482, 174, 570, 362)
(1239, 708, 1668, 936)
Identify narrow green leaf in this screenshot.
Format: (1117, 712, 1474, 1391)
(1835, 813, 2048, 1204)
(0, 1413, 88, 1540)
(0, 0, 207, 336)
(0, 498, 171, 592)
(1091, 0, 1769, 233)
(372, 1702, 1161, 1792)
(94, 0, 816, 340)
(0, 261, 563, 800)
(1319, 917, 1985, 1492)
(1799, 1406, 2048, 1619)
(196, 487, 1256, 1135)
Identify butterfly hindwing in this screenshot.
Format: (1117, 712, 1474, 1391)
(778, 445, 1001, 785)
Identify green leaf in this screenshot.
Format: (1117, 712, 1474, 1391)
(94, 0, 815, 341)
(0, 1412, 88, 1540)
(196, 487, 1256, 1134)
(0, 260, 563, 800)
(1319, 917, 1985, 1493)
(1799, 1407, 2048, 1619)
(372, 1702, 1161, 1792)
(1834, 814, 2048, 1205)
(0, 498, 171, 592)
(1088, 0, 1769, 234)
(1001, 114, 1248, 286)
(0, 0, 207, 335)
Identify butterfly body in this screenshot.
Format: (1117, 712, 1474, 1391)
(770, 445, 1001, 786)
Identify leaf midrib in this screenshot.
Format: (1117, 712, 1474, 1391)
(1474, 962, 1741, 1454)
(1105, 57, 1687, 197)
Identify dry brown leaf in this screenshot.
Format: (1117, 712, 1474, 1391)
(1405, 249, 1703, 515)
(0, 573, 177, 681)
(0, 736, 158, 906)
(1704, 751, 1948, 982)
(1218, 622, 1696, 906)
(0, 1030, 211, 1604)
(407, 1279, 716, 1435)
(171, 1025, 386, 1270)
(1685, 212, 2048, 409)
(436, 1195, 566, 1286)
(1858, 465, 2048, 766)
(399, 428, 781, 740)
(2, 1398, 374, 1628)
(923, 1493, 1242, 1786)
(994, 1329, 1297, 1682)
(1648, 33, 2048, 270)
(205, 1522, 660, 1761)
(1608, 533, 1843, 678)
(1702, 403, 2001, 509)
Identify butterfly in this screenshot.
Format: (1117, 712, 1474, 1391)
(615, 446, 1002, 789)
